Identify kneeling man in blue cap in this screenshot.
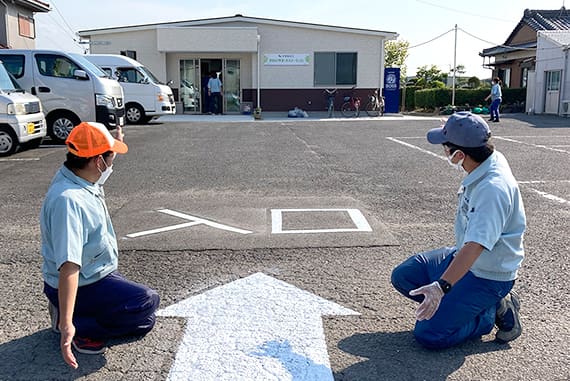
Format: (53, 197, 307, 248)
(391, 111, 526, 349)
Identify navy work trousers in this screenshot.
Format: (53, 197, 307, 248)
(44, 271, 160, 340)
(490, 99, 501, 121)
(391, 247, 514, 349)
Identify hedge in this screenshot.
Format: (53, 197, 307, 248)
(412, 87, 526, 110)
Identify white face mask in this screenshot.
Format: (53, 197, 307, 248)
(446, 150, 465, 172)
(96, 156, 113, 185)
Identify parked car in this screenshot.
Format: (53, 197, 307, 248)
(0, 60, 46, 156)
(85, 54, 175, 124)
(0, 50, 125, 144)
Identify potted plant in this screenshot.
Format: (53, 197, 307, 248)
(253, 106, 262, 120)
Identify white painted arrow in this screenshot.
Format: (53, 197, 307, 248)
(157, 272, 359, 381)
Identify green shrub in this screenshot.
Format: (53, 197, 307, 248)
(413, 87, 526, 110)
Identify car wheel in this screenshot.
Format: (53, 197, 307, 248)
(126, 104, 145, 124)
(48, 113, 79, 144)
(0, 126, 18, 156)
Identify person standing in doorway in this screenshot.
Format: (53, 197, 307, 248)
(485, 77, 502, 122)
(40, 122, 160, 368)
(208, 71, 223, 115)
(391, 112, 525, 349)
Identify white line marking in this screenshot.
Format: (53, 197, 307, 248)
(158, 209, 253, 234)
(494, 136, 570, 154)
(126, 209, 253, 238)
(386, 137, 446, 160)
(126, 222, 201, 238)
(157, 272, 359, 381)
(271, 208, 372, 234)
(519, 180, 570, 184)
(527, 187, 570, 205)
(0, 157, 40, 162)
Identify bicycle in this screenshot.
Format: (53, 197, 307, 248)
(323, 88, 338, 118)
(364, 89, 385, 117)
(341, 86, 361, 118)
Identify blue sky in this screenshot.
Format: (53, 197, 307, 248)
(36, 0, 566, 79)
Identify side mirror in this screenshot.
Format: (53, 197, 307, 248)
(167, 80, 173, 86)
(74, 70, 89, 80)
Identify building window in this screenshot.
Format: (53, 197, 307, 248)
(314, 52, 357, 86)
(120, 50, 137, 60)
(521, 67, 528, 88)
(497, 68, 511, 87)
(546, 70, 561, 91)
(18, 14, 35, 39)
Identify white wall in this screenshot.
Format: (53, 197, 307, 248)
(90, 29, 167, 82)
(535, 36, 561, 113)
(88, 21, 388, 92)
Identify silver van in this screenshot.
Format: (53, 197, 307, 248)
(85, 54, 175, 124)
(0, 50, 124, 143)
(0, 61, 45, 156)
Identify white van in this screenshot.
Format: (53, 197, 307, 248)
(0, 50, 124, 144)
(0, 61, 46, 156)
(85, 54, 175, 124)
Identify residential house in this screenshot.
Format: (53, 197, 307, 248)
(0, 0, 50, 49)
(480, 7, 570, 88)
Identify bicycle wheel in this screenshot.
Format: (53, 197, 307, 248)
(341, 101, 357, 117)
(365, 101, 379, 117)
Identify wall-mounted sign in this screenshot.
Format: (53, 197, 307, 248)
(264, 54, 310, 66)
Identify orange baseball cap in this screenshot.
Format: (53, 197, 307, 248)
(66, 122, 128, 158)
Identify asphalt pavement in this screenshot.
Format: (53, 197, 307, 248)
(0, 113, 569, 380)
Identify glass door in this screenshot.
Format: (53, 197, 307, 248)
(179, 59, 200, 113)
(545, 70, 561, 114)
(223, 59, 241, 113)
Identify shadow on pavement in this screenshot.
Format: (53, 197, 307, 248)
(0, 330, 106, 380)
(334, 331, 510, 381)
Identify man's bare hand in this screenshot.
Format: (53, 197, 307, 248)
(60, 323, 78, 369)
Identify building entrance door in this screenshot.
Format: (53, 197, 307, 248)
(223, 59, 241, 113)
(200, 59, 222, 114)
(179, 59, 200, 113)
(545, 70, 561, 114)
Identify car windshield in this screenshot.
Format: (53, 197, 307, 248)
(0, 62, 18, 91)
(139, 66, 162, 84)
(70, 53, 108, 78)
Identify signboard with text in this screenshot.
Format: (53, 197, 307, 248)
(264, 54, 310, 66)
(384, 68, 400, 113)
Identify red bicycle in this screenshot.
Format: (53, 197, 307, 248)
(341, 86, 361, 117)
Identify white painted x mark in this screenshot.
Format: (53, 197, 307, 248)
(126, 209, 253, 238)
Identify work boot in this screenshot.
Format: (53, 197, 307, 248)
(48, 301, 59, 333)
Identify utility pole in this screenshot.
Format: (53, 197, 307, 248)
(452, 24, 457, 107)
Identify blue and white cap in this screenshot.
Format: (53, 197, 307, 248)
(427, 112, 491, 148)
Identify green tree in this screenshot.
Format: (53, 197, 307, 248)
(385, 39, 409, 84)
(467, 76, 481, 88)
(413, 65, 445, 89)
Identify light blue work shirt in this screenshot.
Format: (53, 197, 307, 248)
(491, 83, 502, 101)
(207, 77, 222, 93)
(455, 151, 526, 281)
(40, 165, 118, 288)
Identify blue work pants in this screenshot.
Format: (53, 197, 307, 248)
(490, 99, 501, 121)
(391, 247, 513, 349)
(44, 271, 160, 340)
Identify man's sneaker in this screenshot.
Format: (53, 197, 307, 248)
(48, 301, 59, 333)
(495, 291, 522, 343)
(72, 336, 107, 355)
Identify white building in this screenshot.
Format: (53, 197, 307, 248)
(78, 15, 397, 113)
(0, 0, 50, 49)
(528, 30, 570, 116)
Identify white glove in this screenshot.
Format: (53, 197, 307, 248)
(409, 281, 444, 321)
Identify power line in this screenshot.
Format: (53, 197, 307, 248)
(409, 28, 454, 49)
(415, 0, 515, 23)
(50, 0, 77, 38)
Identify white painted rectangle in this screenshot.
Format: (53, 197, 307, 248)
(271, 208, 372, 234)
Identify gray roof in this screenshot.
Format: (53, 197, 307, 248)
(539, 30, 570, 46)
(480, 7, 570, 57)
